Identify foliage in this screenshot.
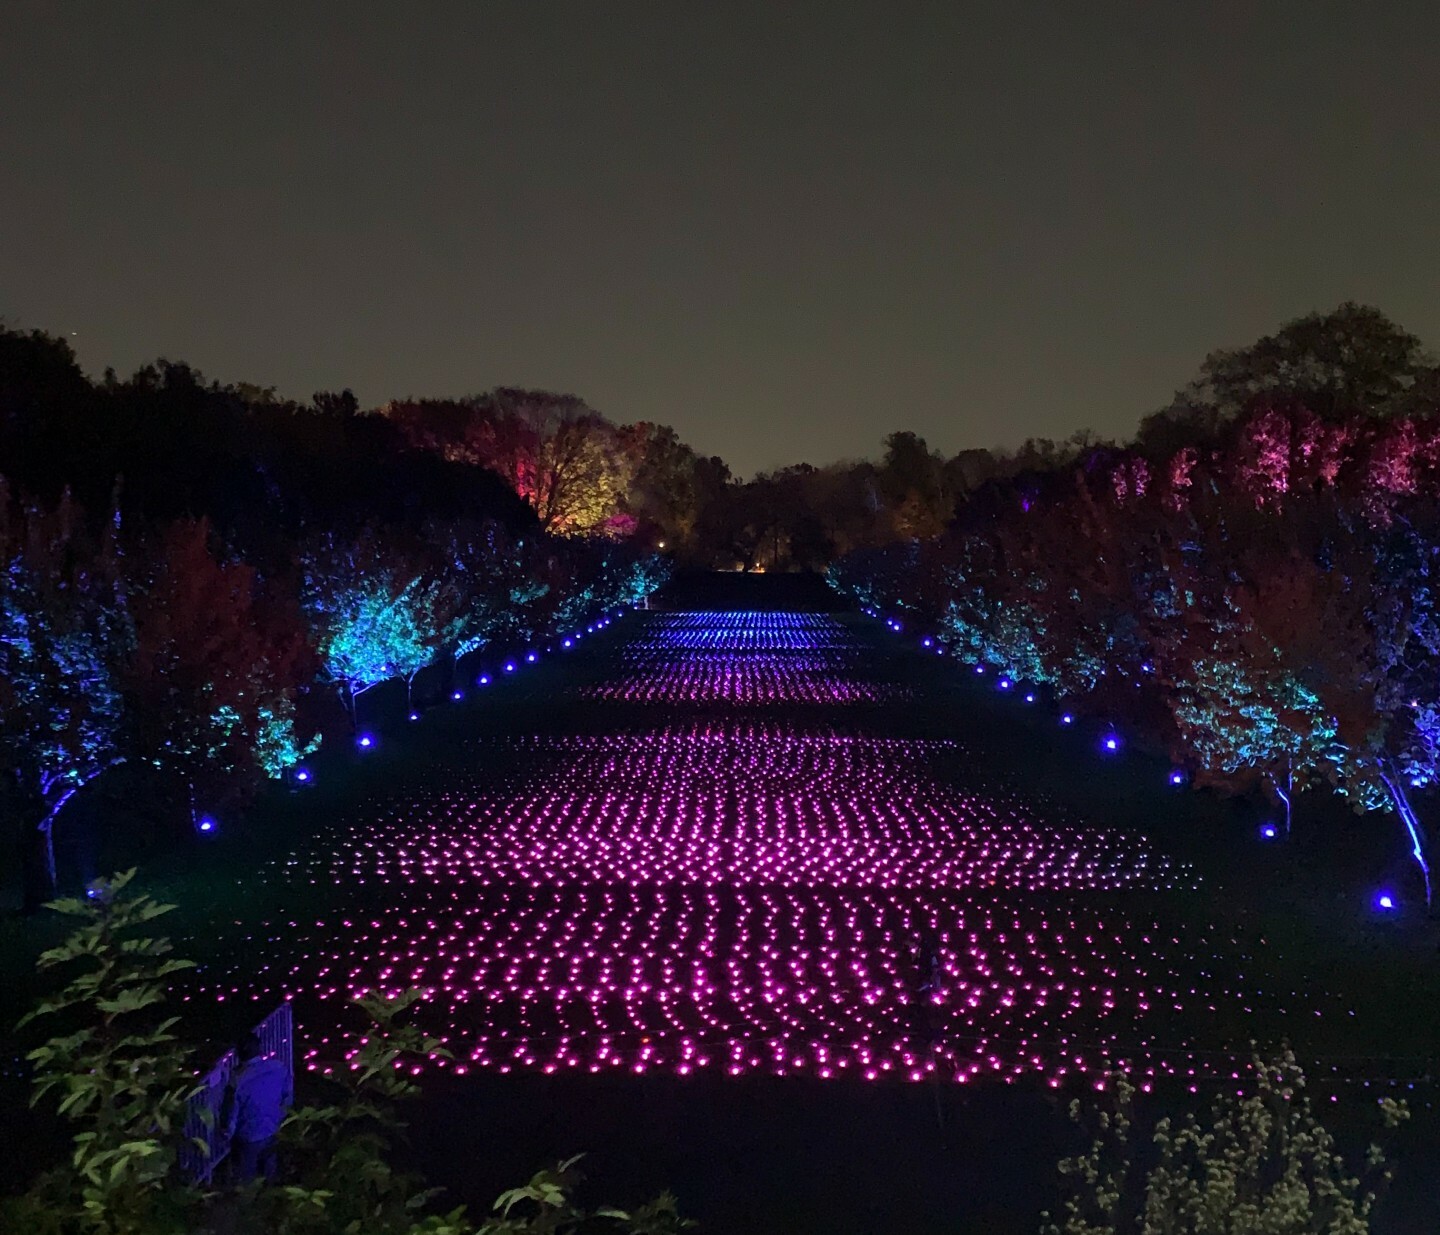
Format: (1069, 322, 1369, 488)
(0, 485, 132, 907)
(4, 874, 694, 1235)
(1042, 1051, 1408, 1235)
(4, 871, 200, 1235)
(125, 518, 318, 800)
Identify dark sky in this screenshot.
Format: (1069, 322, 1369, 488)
(3, 3, 1438, 477)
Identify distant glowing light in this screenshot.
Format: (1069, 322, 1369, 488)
(452, 690, 464, 701)
(357, 734, 375, 749)
(478, 675, 491, 686)
(409, 711, 421, 721)
(1376, 893, 1396, 911)
(1259, 824, 1277, 840)
(1169, 770, 1185, 786)
(1060, 713, 1074, 725)
(526, 653, 537, 663)
(295, 768, 311, 783)
(1024, 693, 1036, 703)
(974, 664, 985, 674)
(504, 663, 516, 673)
(563, 639, 573, 649)
(197, 815, 217, 834)
(922, 637, 933, 648)
(1102, 735, 1120, 752)
(998, 678, 1012, 691)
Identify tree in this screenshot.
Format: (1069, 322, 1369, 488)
(878, 431, 948, 539)
(385, 392, 634, 536)
(1167, 303, 1432, 429)
(1043, 1051, 1407, 1234)
(124, 519, 319, 817)
(300, 528, 448, 726)
(0, 485, 131, 910)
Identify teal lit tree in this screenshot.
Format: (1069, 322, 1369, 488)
(301, 527, 446, 725)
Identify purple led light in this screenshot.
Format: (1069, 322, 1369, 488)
(181, 610, 1253, 1094)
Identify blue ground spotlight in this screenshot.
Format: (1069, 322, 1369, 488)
(1024, 692, 1036, 704)
(197, 814, 218, 834)
(922, 637, 933, 648)
(563, 638, 573, 648)
(1060, 712, 1074, 725)
(409, 710, 421, 721)
(1259, 822, 1278, 840)
(997, 677, 1012, 691)
(1375, 891, 1397, 912)
(526, 652, 538, 663)
(477, 674, 491, 686)
(294, 767, 312, 784)
(504, 662, 516, 673)
(1169, 769, 1187, 787)
(451, 690, 464, 701)
(1101, 734, 1121, 753)
(974, 664, 985, 675)
(357, 733, 376, 750)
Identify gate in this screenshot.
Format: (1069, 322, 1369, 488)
(178, 1000, 294, 1184)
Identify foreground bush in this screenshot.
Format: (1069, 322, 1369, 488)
(2, 872, 691, 1235)
(1044, 1053, 1407, 1235)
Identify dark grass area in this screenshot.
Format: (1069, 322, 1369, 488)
(3, 573, 1439, 1232)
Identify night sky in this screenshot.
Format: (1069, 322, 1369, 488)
(3, 3, 1438, 477)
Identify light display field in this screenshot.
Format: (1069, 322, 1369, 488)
(189, 612, 1323, 1090)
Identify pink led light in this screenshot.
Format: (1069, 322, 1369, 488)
(184, 611, 1281, 1091)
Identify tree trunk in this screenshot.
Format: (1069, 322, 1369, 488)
(22, 816, 57, 914)
(1379, 763, 1434, 911)
(1269, 767, 1293, 838)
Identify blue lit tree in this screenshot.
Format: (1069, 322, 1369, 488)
(0, 486, 131, 910)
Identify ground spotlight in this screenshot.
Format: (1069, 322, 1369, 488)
(1259, 823, 1278, 840)
(1376, 892, 1396, 911)
(1060, 713, 1074, 725)
(197, 814, 217, 834)
(357, 733, 375, 749)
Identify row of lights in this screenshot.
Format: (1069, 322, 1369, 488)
(872, 611, 1404, 917)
